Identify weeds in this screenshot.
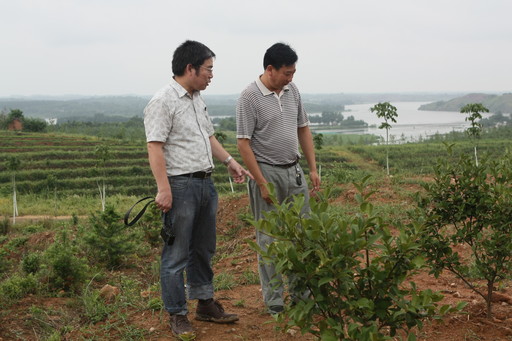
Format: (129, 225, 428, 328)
(214, 272, 237, 291)
(239, 269, 259, 285)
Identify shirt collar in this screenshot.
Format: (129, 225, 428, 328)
(170, 77, 196, 99)
(255, 76, 289, 96)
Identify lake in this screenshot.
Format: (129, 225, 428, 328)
(311, 102, 487, 142)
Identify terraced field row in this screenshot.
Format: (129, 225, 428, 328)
(0, 131, 357, 198)
(0, 132, 255, 197)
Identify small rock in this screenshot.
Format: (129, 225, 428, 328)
(287, 329, 298, 336)
(99, 284, 120, 302)
(453, 291, 462, 298)
(149, 327, 155, 333)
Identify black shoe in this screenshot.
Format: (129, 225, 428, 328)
(169, 314, 195, 338)
(195, 299, 239, 323)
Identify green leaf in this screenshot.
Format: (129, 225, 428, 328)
(411, 256, 426, 268)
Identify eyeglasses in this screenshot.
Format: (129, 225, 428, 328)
(200, 66, 214, 74)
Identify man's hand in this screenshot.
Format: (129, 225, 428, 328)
(227, 159, 253, 184)
(155, 188, 172, 212)
(258, 182, 272, 204)
(309, 170, 321, 192)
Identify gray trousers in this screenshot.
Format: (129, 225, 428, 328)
(248, 162, 310, 309)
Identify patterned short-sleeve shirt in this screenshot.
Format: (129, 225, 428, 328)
(144, 79, 215, 176)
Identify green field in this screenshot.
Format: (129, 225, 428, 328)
(2, 129, 512, 216)
(1, 127, 512, 340)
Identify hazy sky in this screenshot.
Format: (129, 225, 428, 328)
(1, 0, 511, 97)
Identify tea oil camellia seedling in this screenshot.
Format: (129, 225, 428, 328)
(250, 178, 463, 341)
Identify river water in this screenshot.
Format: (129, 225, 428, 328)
(312, 102, 485, 143)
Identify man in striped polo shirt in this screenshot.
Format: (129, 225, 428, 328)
(236, 42, 321, 315)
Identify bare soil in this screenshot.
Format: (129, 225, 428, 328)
(2, 189, 512, 340)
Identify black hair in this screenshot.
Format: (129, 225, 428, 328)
(172, 40, 216, 76)
(263, 42, 298, 70)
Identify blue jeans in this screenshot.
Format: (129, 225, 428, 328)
(160, 175, 218, 315)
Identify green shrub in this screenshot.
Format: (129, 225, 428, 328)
(418, 148, 512, 318)
(0, 247, 11, 274)
(83, 205, 137, 269)
(0, 273, 38, 302)
(22, 252, 41, 274)
(136, 202, 162, 247)
(323, 160, 355, 184)
(43, 229, 89, 293)
(250, 178, 462, 340)
(5, 236, 28, 250)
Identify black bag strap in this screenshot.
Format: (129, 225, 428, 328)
(124, 196, 155, 226)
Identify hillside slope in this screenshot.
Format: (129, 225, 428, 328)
(419, 93, 512, 113)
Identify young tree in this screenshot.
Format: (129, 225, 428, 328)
(251, 179, 462, 340)
(460, 103, 489, 166)
(418, 147, 512, 318)
(313, 133, 324, 180)
(8, 109, 24, 121)
(83, 205, 136, 269)
(94, 143, 110, 211)
(7, 156, 20, 224)
(370, 102, 398, 175)
(313, 133, 324, 150)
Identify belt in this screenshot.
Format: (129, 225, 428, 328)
(178, 171, 212, 179)
(259, 160, 298, 169)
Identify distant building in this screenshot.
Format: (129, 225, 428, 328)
(45, 118, 58, 125)
(8, 118, 23, 131)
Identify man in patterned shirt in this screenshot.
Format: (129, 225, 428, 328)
(144, 40, 251, 338)
(236, 42, 321, 315)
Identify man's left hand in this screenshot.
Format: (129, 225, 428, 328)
(309, 170, 321, 192)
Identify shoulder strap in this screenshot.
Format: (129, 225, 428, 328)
(124, 196, 155, 226)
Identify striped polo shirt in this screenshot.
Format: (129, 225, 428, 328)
(144, 79, 215, 176)
(236, 77, 309, 165)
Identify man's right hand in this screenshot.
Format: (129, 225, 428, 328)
(258, 183, 273, 204)
(155, 189, 172, 212)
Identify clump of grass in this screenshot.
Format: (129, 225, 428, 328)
(214, 272, 237, 291)
(234, 299, 245, 307)
(239, 269, 259, 285)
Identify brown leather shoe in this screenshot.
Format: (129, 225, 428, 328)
(169, 314, 195, 338)
(195, 299, 239, 323)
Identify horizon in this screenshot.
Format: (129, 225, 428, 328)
(0, 90, 504, 101)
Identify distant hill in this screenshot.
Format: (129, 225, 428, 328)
(0, 96, 150, 122)
(419, 93, 512, 113)
(0, 92, 462, 122)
